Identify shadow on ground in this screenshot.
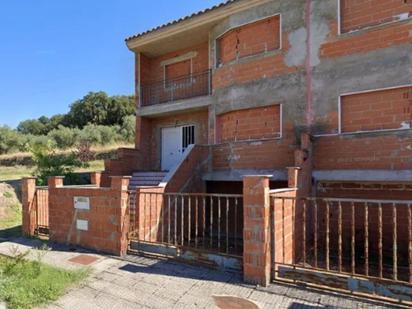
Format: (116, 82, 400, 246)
(0, 225, 22, 240)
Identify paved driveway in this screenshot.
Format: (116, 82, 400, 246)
(0, 238, 399, 308)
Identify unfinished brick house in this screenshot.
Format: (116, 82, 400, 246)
(22, 0, 412, 302)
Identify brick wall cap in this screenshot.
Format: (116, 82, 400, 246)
(48, 176, 65, 179)
(22, 177, 37, 180)
(286, 167, 302, 170)
(242, 175, 272, 178)
(109, 176, 132, 179)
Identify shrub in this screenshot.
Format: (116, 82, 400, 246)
(48, 125, 80, 149)
(118, 115, 136, 143)
(0, 126, 27, 154)
(30, 141, 86, 185)
(78, 124, 120, 145)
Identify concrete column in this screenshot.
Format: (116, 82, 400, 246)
(90, 172, 101, 187)
(48, 176, 64, 188)
(243, 175, 271, 287)
(21, 177, 37, 236)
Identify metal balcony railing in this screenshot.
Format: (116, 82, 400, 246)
(140, 70, 212, 107)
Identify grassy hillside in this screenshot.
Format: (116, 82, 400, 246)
(0, 182, 22, 238)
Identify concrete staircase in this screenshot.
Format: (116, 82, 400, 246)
(128, 171, 167, 190)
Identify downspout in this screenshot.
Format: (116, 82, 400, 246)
(305, 0, 314, 127)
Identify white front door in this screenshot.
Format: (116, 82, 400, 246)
(161, 127, 183, 171)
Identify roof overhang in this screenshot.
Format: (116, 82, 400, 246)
(125, 0, 270, 57)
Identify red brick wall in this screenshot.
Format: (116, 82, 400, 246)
(140, 42, 209, 84)
(165, 59, 191, 79)
(313, 134, 412, 170)
(217, 105, 281, 142)
(48, 179, 130, 256)
(340, 0, 412, 33)
(213, 51, 298, 90)
(217, 15, 281, 65)
(341, 87, 412, 133)
(321, 20, 412, 58)
(212, 138, 294, 170)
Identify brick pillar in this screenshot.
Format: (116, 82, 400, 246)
(243, 176, 271, 286)
(22, 177, 37, 236)
(287, 167, 301, 188)
(48, 176, 64, 188)
(90, 172, 101, 187)
(110, 176, 131, 256)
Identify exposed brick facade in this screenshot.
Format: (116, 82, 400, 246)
(340, 0, 412, 33)
(341, 87, 412, 133)
(313, 133, 412, 170)
(217, 105, 281, 142)
(216, 15, 281, 65)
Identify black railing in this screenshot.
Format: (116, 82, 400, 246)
(140, 70, 211, 107)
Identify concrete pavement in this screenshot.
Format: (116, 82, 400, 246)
(0, 238, 400, 309)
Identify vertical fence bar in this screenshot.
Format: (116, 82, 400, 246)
(351, 201, 355, 275)
(152, 193, 155, 242)
(302, 199, 306, 265)
(326, 201, 330, 271)
(338, 200, 342, 273)
(364, 202, 369, 277)
(195, 196, 198, 248)
(160, 194, 164, 243)
(226, 197, 229, 254)
(188, 196, 191, 246)
(174, 195, 177, 246)
(408, 203, 412, 283)
(210, 196, 213, 248)
(35, 190, 39, 235)
(393, 203, 398, 281)
(202, 196, 206, 248)
(314, 199, 318, 268)
(181, 196, 184, 246)
(282, 198, 285, 264)
(379, 203, 383, 278)
(218, 197, 221, 251)
(144, 193, 147, 242)
(234, 197, 238, 252)
(168, 195, 171, 244)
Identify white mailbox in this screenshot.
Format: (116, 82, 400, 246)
(74, 196, 90, 210)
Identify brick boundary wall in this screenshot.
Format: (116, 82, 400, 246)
(46, 175, 130, 256)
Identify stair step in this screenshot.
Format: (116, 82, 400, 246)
(130, 180, 160, 185)
(131, 176, 165, 180)
(132, 172, 167, 177)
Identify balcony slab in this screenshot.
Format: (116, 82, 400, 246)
(138, 95, 214, 117)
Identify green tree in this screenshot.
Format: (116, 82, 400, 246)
(17, 119, 47, 135)
(64, 92, 135, 128)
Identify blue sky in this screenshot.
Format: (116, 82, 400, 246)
(0, 0, 222, 128)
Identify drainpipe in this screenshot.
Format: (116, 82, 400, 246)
(305, 0, 314, 128)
